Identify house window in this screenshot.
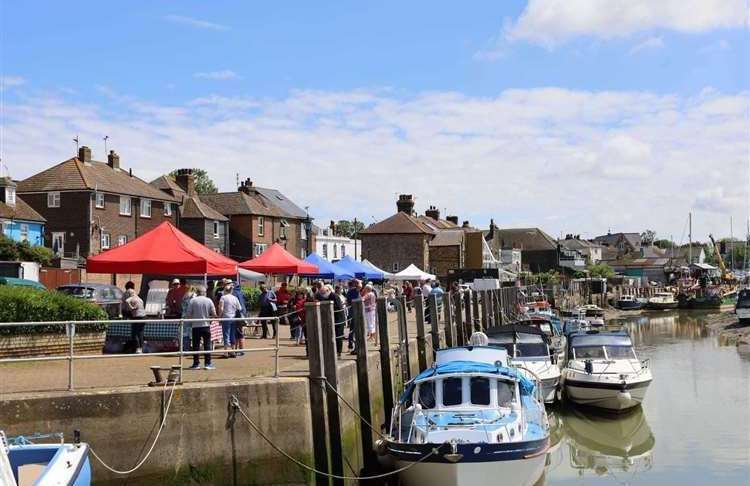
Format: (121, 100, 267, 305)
(213, 221, 220, 239)
(117, 235, 127, 246)
(322, 243, 328, 259)
(164, 202, 172, 216)
(341, 245, 346, 257)
(52, 232, 65, 254)
(47, 192, 61, 208)
(19, 223, 29, 242)
(392, 262, 400, 272)
(257, 216, 265, 236)
(254, 243, 267, 256)
(280, 219, 289, 239)
(119, 196, 132, 215)
(5, 187, 15, 205)
(333, 244, 338, 259)
(140, 198, 152, 218)
(101, 232, 111, 249)
(95, 192, 105, 208)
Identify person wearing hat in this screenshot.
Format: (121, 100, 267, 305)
(165, 278, 188, 318)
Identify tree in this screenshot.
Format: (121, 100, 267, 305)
(653, 239, 675, 249)
(586, 262, 615, 279)
(168, 168, 217, 194)
(334, 220, 365, 238)
(640, 229, 656, 245)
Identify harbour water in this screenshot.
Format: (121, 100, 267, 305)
(542, 311, 750, 485)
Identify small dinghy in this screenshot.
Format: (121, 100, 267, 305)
(562, 330, 652, 411)
(1, 430, 91, 486)
(378, 345, 550, 486)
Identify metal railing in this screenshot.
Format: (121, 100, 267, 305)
(0, 316, 282, 391)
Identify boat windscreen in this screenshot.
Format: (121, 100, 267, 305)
(497, 381, 515, 407)
(573, 346, 605, 359)
(570, 333, 632, 347)
(604, 346, 636, 359)
(515, 343, 549, 358)
(470, 377, 491, 405)
(443, 377, 463, 406)
(737, 293, 750, 308)
(418, 381, 436, 409)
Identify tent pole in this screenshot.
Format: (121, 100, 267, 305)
(203, 273, 207, 287)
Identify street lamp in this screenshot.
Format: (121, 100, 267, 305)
(304, 206, 313, 257)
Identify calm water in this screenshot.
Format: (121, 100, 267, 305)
(543, 312, 750, 485)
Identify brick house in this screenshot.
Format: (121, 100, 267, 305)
(200, 178, 312, 261)
(17, 146, 179, 258)
(150, 169, 229, 255)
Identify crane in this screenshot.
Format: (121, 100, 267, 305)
(708, 234, 735, 283)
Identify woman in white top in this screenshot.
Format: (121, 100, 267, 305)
(218, 285, 242, 357)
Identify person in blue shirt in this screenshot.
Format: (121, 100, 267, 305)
(232, 283, 248, 355)
(345, 279, 362, 352)
(258, 284, 278, 339)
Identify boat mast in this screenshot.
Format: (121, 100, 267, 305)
(730, 216, 735, 271)
(688, 212, 692, 264)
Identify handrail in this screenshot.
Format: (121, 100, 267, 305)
(0, 315, 283, 391)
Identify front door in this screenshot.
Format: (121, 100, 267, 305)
(52, 232, 65, 255)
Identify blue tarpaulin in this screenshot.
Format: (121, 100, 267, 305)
(399, 360, 536, 402)
(300, 253, 355, 280)
(333, 255, 384, 280)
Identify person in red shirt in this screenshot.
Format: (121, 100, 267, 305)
(293, 290, 307, 345)
(276, 282, 292, 333)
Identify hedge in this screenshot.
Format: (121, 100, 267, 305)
(241, 286, 262, 312)
(0, 286, 108, 335)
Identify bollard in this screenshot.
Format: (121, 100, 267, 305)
(304, 302, 330, 484)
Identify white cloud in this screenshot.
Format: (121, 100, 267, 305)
(164, 14, 229, 31)
(193, 70, 239, 81)
(2, 87, 748, 240)
(699, 39, 731, 54)
(506, 0, 748, 47)
(629, 36, 664, 55)
(0, 75, 25, 91)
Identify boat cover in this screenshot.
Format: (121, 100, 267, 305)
(400, 360, 535, 402)
(569, 332, 632, 347)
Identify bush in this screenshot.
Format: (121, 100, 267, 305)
(0, 235, 53, 266)
(241, 286, 262, 312)
(0, 286, 108, 335)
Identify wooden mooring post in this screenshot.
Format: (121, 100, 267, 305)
(480, 290, 490, 329)
(471, 290, 481, 331)
(464, 290, 474, 336)
(351, 299, 378, 476)
(493, 289, 503, 327)
(443, 292, 454, 347)
(320, 301, 344, 486)
(454, 290, 465, 346)
(376, 297, 394, 430)
(414, 294, 428, 372)
(398, 295, 411, 383)
(428, 294, 441, 357)
(304, 301, 330, 484)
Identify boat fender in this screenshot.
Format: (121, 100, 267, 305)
(584, 360, 593, 375)
(374, 439, 388, 456)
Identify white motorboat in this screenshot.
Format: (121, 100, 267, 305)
(378, 345, 550, 486)
(1, 430, 91, 486)
(562, 331, 652, 411)
(485, 324, 561, 403)
(645, 292, 678, 310)
(735, 288, 750, 323)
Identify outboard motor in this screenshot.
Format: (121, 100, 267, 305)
(584, 360, 594, 375)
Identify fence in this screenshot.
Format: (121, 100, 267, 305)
(0, 316, 281, 391)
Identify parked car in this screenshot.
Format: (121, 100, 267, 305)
(0, 277, 47, 290)
(57, 283, 123, 318)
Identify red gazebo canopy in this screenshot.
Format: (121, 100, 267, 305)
(238, 243, 318, 274)
(86, 221, 238, 276)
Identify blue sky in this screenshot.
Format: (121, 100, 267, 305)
(1, 1, 748, 240)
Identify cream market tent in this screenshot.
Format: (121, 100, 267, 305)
(390, 264, 436, 281)
(362, 259, 394, 279)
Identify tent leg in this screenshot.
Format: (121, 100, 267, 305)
(203, 273, 207, 287)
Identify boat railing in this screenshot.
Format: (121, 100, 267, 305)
(0, 315, 284, 391)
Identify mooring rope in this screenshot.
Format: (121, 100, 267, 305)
(318, 378, 387, 440)
(90, 379, 178, 475)
(230, 395, 438, 481)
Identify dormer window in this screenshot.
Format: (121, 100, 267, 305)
(5, 187, 15, 206)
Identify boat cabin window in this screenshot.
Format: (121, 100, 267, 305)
(417, 381, 436, 409)
(604, 346, 637, 359)
(573, 346, 606, 359)
(497, 380, 514, 407)
(470, 377, 491, 405)
(515, 333, 548, 358)
(442, 377, 463, 406)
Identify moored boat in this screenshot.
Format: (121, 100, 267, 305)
(562, 330, 652, 411)
(485, 324, 561, 403)
(1, 430, 91, 486)
(736, 288, 750, 324)
(615, 294, 643, 310)
(645, 292, 678, 310)
(378, 345, 549, 486)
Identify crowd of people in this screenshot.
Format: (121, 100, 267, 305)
(118, 275, 446, 369)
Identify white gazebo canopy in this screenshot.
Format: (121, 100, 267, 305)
(390, 264, 436, 282)
(362, 259, 395, 279)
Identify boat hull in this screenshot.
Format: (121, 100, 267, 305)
(645, 302, 678, 310)
(385, 439, 548, 486)
(541, 376, 560, 403)
(616, 300, 643, 310)
(564, 379, 651, 411)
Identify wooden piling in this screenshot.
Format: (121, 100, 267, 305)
(428, 294, 440, 357)
(443, 292, 454, 348)
(351, 299, 377, 475)
(398, 295, 411, 382)
(376, 297, 394, 430)
(464, 290, 475, 335)
(496, 287, 504, 326)
(493, 289, 503, 327)
(319, 301, 344, 486)
(454, 290, 465, 346)
(471, 290, 481, 331)
(414, 295, 428, 372)
(304, 301, 330, 484)
(480, 290, 490, 330)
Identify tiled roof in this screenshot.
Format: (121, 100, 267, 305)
(0, 197, 46, 222)
(180, 196, 228, 221)
(254, 187, 307, 219)
(200, 191, 285, 218)
(429, 229, 465, 247)
(417, 215, 458, 231)
(360, 212, 435, 235)
(18, 157, 178, 202)
(559, 238, 601, 250)
(150, 175, 186, 200)
(494, 228, 558, 251)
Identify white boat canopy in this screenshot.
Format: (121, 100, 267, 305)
(390, 264, 436, 281)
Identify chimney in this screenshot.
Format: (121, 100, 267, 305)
(238, 178, 253, 195)
(107, 150, 120, 170)
(446, 215, 459, 225)
(485, 218, 497, 241)
(175, 168, 196, 196)
(78, 146, 92, 163)
(396, 194, 415, 215)
(462, 221, 470, 228)
(425, 205, 440, 221)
